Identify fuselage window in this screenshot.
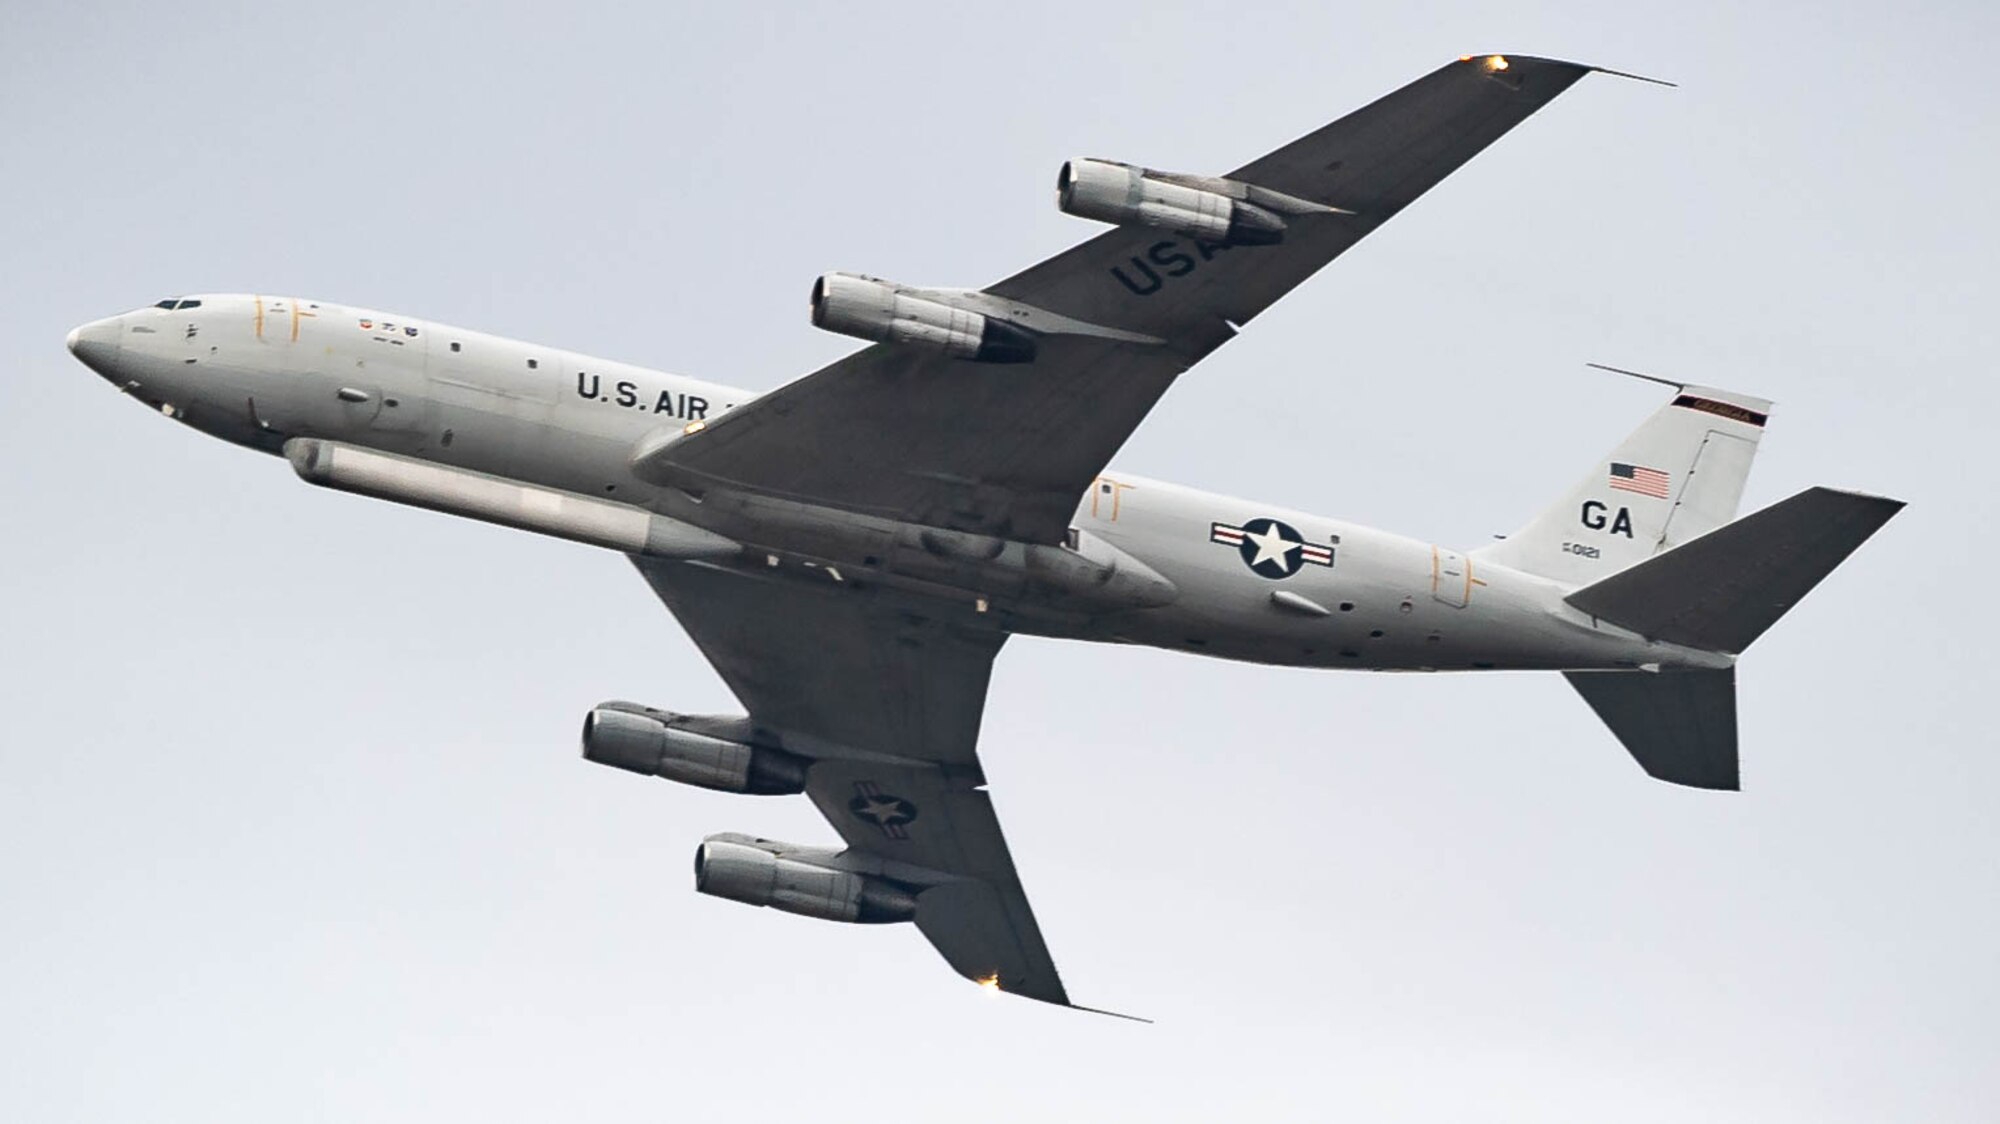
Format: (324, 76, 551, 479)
(450, 341, 462, 353)
(526, 358, 538, 370)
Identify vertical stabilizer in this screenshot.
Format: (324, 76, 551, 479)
(1565, 669, 1739, 790)
(1473, 386, 1772, 585)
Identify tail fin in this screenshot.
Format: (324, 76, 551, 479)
(1474, 385, 1773, 586)
(1565, 669, 1739, 789)
(1565, 486, 1905, 654)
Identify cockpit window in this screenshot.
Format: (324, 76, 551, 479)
(153, 298, 202, 310)
(177, 299, 201, 309)
(155, 299, 177, 309)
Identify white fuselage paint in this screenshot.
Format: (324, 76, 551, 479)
(69, 295, 1727, 675)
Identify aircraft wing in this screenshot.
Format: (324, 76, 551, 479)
(640, 55, 1595, 543)
(632, 556, 1072, 1005)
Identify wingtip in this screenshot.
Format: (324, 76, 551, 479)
(1454, 53, 1545, 77)
(1455, 55, 1677, 88)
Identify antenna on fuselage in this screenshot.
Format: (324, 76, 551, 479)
(1586, 361, 1686, 391)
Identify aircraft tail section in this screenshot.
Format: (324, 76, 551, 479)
(1564, 669, 1739, 789)
(1562, 487, 1901, 790)
(1474, 385, 1773, 586)
(1564, 486, 1905, 655)
(1477, 381, 1902, 791)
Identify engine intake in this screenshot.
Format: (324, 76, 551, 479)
(810, 273, 1037, 363)
(1058, 158, 1345, 246)
(581, 703, 807, 795)
(695, 834, 918, 924)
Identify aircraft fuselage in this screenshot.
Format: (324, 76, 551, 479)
(68, 294, 1723, 676)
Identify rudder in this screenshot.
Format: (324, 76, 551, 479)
(1475, 384, 1772, 586)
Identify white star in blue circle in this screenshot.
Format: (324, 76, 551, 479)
(1238, 518, 1307, 579)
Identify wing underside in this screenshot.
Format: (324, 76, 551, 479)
(633, 558, 1069, 1004)
(642, 55, 1596, 542)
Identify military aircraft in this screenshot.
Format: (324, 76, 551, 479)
(65, 55, 1900, 1015)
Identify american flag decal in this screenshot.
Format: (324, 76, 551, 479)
(1608, 462, 1670, 499)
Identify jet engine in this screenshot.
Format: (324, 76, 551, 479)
(581, 702, 808, 795)
(809, 273, 1037, 363)
(1058, 158, 1346, 246)
(695, 834, 919, 924)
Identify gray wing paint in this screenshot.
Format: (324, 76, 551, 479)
(1564, 487, 1907, 654)
(633, 557, 1003, 765)
(632, 558, 1066, 1002)
(641, 55, 1593, 543)
(805, 757, 1067, 1005)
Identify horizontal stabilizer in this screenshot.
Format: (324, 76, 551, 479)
(1565, 669, 1739, 789)
(1565, 487, 1904, 654)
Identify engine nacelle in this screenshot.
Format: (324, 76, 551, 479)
(694, 834, 919, 924)
(1058, 158, 1288, 246)
(810, 273, 1037, 363)
(581, 702, 807, 795)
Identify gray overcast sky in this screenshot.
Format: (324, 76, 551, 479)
(3, 1, 1994, 1120)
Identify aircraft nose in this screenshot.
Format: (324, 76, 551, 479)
(66, 315, 123, 379)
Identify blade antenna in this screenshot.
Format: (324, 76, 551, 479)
(1587, 361, 1686, 391)
(1590, 65, 1678, 88)
(1067, 1002, 1154, 1024)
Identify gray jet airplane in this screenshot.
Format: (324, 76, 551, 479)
(66, 55, 1901, 1013)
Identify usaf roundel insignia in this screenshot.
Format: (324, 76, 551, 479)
(849, 781, 919, 840)
(1210, 517, 1336, 580)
